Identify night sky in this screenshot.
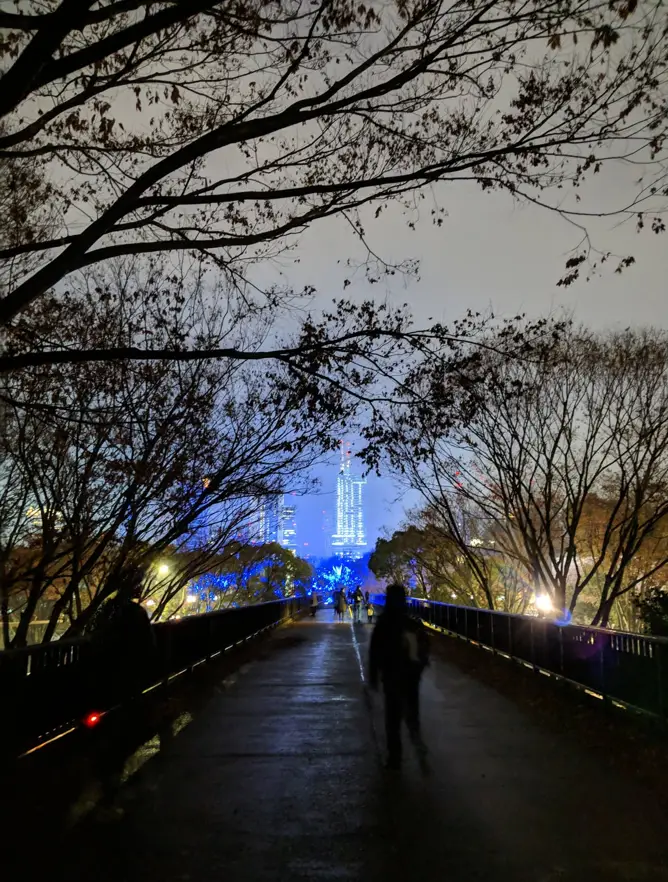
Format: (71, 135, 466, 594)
(271, 164, 666, 558)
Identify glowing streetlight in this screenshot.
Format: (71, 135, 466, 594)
(157, 563, 169, 577)
(186, 594, 197, 604)
(535, 594, 553, 614)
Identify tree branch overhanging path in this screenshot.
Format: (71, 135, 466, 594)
(0, 322, 529, 373)
(1, 0, 667, 352)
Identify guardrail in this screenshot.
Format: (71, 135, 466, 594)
(0, 597, 304, 757)
(403, 597, 668, 720)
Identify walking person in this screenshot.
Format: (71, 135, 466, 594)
(369, 583, 429, 770)
(353, 585, 364, 624)
(85, 562, 157, 814)
(366, 595, 374, 625)
(336, 587, 347, 623)
(310, 592, 319, 618)
(86, 562, 156, 705)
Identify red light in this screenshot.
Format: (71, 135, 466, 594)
(83, 711, 103, 728)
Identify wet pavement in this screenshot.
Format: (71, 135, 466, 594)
(58, 618, 668, 882)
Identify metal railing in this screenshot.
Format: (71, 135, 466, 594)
(0, 597, 304, 757)
(403, 597, 668, 720)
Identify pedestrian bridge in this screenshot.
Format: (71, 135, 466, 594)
(4, 607, 668, 881)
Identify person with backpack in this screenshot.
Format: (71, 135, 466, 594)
(368, 583, 429, 770)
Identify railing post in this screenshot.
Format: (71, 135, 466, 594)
(599, 633, 608, 708)
(657, 642, 665, 721)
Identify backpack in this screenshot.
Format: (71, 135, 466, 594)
(401, 622, 428, 668)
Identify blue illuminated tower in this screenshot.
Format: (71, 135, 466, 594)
(331, 442, 366, 560)
(278, 494, 298, 553)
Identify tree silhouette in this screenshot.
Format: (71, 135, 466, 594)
(1, 0, 666, 334)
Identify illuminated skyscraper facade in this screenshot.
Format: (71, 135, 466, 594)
(248, 495, 281, 545)
(279, 495, 298, 553)
(331, 442, 367, 560)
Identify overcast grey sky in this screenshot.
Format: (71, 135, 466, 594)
(263, 166, 667, 556)
(282, 167, 666, 329)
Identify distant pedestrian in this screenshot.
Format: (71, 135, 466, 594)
(310, 592, 319, 618)
(336, 588, 347, 623)
(366, 599, 374, 624)
(369, 583, 429, 770)
(353, 586, 364, 623)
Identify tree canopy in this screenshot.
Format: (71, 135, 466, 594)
(1, 0, 666, 338)
(389, 325, 668, 627)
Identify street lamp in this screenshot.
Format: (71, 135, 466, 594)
(535, 594, 553, 614)
(158, 563, 169, 577)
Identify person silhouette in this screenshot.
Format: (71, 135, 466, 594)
(369, 584, 429, 770)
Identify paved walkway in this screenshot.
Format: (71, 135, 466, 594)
(60, 619, 668, 882)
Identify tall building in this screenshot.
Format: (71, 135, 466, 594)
(331, 442, 367, 560)
(279, 494, 298, 554)
(248, 495, 281, 545)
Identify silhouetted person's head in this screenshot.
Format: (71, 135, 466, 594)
(385, 583, 406, 613)
(115, 563, 145, 602)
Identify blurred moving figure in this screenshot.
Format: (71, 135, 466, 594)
(310, 592, 319, 618)
(369, 584, 429, 770)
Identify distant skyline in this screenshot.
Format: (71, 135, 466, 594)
(331, 441, 367, 559)
(289, 452, 415, 560)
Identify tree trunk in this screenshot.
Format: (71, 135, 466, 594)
(12, 569, 46, 647)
